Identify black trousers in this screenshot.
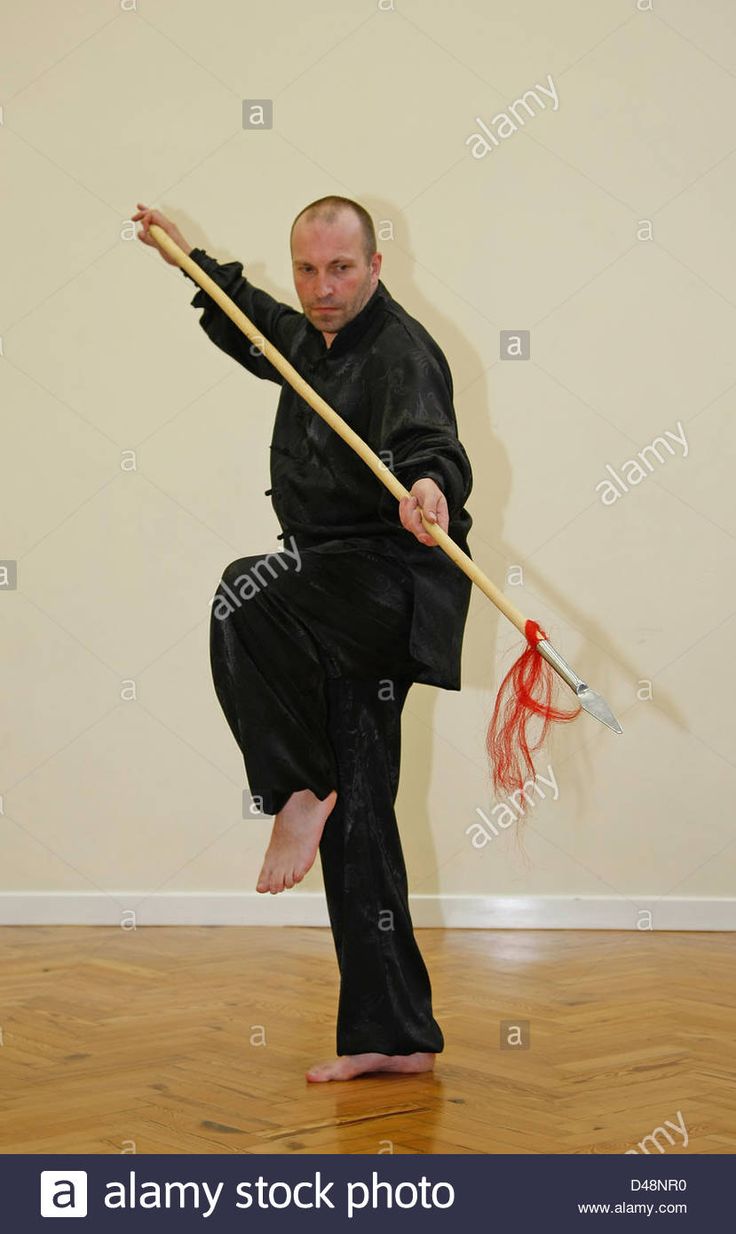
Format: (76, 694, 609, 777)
(209, 537, 444, 1056)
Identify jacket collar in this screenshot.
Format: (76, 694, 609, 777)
(303, 279, 390, 358)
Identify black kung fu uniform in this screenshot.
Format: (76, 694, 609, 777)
(183, 248, 474, 1056)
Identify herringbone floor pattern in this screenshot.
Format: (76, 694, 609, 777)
(1, 927, 732, 1154)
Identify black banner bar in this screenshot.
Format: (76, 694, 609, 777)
(3, 1152, 728, 1230)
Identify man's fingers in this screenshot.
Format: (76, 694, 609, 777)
(134, 207, 159, 247)
(399, 481, 449, 545)
(409, 497, 438, 530)
(400, 495, 435, 544)
(402, 495, 421, 530)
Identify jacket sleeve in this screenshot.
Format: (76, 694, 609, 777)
(372, 339, 473, 522)
(182, 248, 301, 384)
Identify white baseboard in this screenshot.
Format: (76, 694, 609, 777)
(0, 893, 734, 930)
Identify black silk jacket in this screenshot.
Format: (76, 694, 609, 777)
(183, 249, 474, 690)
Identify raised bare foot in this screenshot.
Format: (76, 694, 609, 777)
(305, 1052, 436, 1082)
(256, 788, 337, 894)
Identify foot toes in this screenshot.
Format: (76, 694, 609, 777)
(306, 1065, 330, 1082)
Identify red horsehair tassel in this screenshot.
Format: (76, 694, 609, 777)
(487, 620, 582, 797)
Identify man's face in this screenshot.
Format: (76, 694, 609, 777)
(291, 211, 382, 344)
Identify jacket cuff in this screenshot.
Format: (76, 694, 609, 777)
(403, 460, 465, 507)
(181, 247, 208, 281)
(404, 468, 447, 493)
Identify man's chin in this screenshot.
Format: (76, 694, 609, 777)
(309, 312, 344, 329)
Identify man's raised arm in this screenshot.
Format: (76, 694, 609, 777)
(133, 203, 300, 384)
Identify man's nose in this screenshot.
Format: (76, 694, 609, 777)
(315, 276, 334, 300)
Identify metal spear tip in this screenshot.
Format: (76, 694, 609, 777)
(576, 684, 623, 734)
(534, 638, 623, 734)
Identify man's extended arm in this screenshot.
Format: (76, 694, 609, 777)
(132, 204, 300, 384)
(182, 249, 301, 385)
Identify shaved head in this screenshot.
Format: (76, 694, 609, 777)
(290, 196, 377, 264)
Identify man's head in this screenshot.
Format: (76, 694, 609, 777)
(290, 196, 382, 343)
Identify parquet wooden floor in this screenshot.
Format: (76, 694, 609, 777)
(1, 927, 733, 1154)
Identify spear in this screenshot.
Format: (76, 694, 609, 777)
(146, 222, 622, 795)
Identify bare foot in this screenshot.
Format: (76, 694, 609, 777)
(256, 788, 337, 894)
(305, 1052, 435, 1082)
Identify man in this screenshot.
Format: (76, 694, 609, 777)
(133, 196, 474, 1082)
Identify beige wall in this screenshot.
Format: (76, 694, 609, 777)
(2, 0, 735, 926)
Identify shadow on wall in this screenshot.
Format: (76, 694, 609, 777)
(357, 194, 509, 898)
